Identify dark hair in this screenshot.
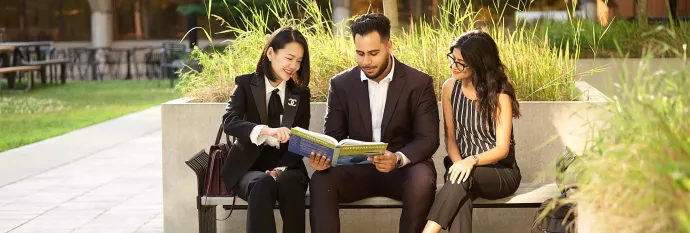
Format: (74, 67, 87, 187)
(350, 13, 391, 42)
(256, 26, 310, 89)
(451, 30, 521, 125)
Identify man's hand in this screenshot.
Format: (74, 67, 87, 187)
(368, 150, 398, 173)
(308, 152, 331, 171)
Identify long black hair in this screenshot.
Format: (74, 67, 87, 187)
(451, 30, 521, 125)
(256, 26, 310, 89)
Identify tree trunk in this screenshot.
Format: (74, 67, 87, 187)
(637, 0, 648, 26)
(186, 15, 198, 49)
(383, 0, 400, 35)
(331, 0, 351, 35)
(668, 0, 678, 21)
(431, 0, 438, 26)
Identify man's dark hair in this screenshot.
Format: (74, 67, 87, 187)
(350, 13, 391, 42)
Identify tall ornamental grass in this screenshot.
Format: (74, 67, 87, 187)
(536, 18, 690, 58)
(178, 0, 579, 102)
(571, 54, 690, 232)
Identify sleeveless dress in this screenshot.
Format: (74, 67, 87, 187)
(427, 79, 522, 233)
(450, 80, 517, 166)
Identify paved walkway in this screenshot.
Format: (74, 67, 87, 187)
(0, 107, 164, 233)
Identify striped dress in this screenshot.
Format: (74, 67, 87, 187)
(450, 80, 515, 161)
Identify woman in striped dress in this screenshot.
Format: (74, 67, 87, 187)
(422, 30, 522, 233)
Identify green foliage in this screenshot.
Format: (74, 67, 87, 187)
(536, 18, 690, 58)
(572, 54, 690, 232)
(177, 3, 207, 16)
(178, 0, 580, 102)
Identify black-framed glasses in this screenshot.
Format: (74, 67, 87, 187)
(447, 53, 468, 72)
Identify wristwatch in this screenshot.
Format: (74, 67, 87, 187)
(471, 155, 479, 166)
(395, 153, 403, 168)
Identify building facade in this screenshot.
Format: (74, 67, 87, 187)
(0, 0, 221, 42)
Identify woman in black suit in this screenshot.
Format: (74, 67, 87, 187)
(220, 26, 311, 233)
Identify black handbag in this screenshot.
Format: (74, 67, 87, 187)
(531, 185, 577, 233)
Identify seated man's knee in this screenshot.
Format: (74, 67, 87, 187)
(309, 171, 333, 194)
(405, 166, 436, 198)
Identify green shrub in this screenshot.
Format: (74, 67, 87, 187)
(178, 0, 579, 102)
(572, 54, 690, 232)
(536, 18, 690, 58)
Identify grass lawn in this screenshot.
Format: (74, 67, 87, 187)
(0, 80, 181, 152)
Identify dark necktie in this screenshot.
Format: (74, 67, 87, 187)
(267, 88, 283, 128)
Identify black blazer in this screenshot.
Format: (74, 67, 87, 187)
(220, 73, 311, 191)
(325, 58, 440, 164)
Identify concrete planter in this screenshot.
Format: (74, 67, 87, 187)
(577, 58, 689, 98)
(162, 81, 610, 233)
(577, 202, 600, 233)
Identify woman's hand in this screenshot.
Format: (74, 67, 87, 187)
(448, 158, 476, 184)
(308, 152, 331, 171)
(266, 169, 283, 181)
(262, 127, 291, 143)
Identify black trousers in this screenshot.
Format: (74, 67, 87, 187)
(236, 169, 308, 233)
(309, 160, 437, 233)
(426, 158, 521, 233)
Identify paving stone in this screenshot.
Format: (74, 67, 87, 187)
(0, 106, 165, 232)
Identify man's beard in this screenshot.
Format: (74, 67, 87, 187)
(362, 55, 390, 80)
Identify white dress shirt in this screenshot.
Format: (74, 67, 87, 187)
(360, 56, 411, 167)
(249, 76, 286, 149)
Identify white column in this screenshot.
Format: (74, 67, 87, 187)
(581, 0, 598, 20)
(88, 0, 113, 48)
(331, 0, 350, 34)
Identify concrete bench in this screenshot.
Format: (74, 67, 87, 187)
(0, 65, 41, 92)
(186, 147, 560, 233)
(163, 86, 609, 233)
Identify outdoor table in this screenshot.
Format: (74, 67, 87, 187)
(0, 41, 55, 88)
(0, 45, 14, 70)
(1, 45, 17, 87)
(0, 45, 14, 52)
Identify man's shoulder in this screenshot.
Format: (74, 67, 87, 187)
(397, 61, 433, 84)
(330, 66, 360, 85)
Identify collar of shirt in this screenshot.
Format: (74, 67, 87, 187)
(360, 55, 395, 83)
(264, 75, 287, 95)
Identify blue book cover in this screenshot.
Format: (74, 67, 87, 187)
(287, 127, 388, 166)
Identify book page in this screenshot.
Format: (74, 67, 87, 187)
(292, 127, 338, 145)
(338, 139, 385, 146)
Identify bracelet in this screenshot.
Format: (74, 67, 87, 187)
(471, 155, 479, 165)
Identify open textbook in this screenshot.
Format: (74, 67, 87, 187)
(287, 127, 388, 166)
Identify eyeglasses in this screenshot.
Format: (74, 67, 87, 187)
(447, 53, 469, 72)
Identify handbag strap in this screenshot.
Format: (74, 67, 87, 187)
(214, 122, 224, 146)
(217, 118, 235, 146)
(207, 119, 235, 221)
(201, 153, 235, 221)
